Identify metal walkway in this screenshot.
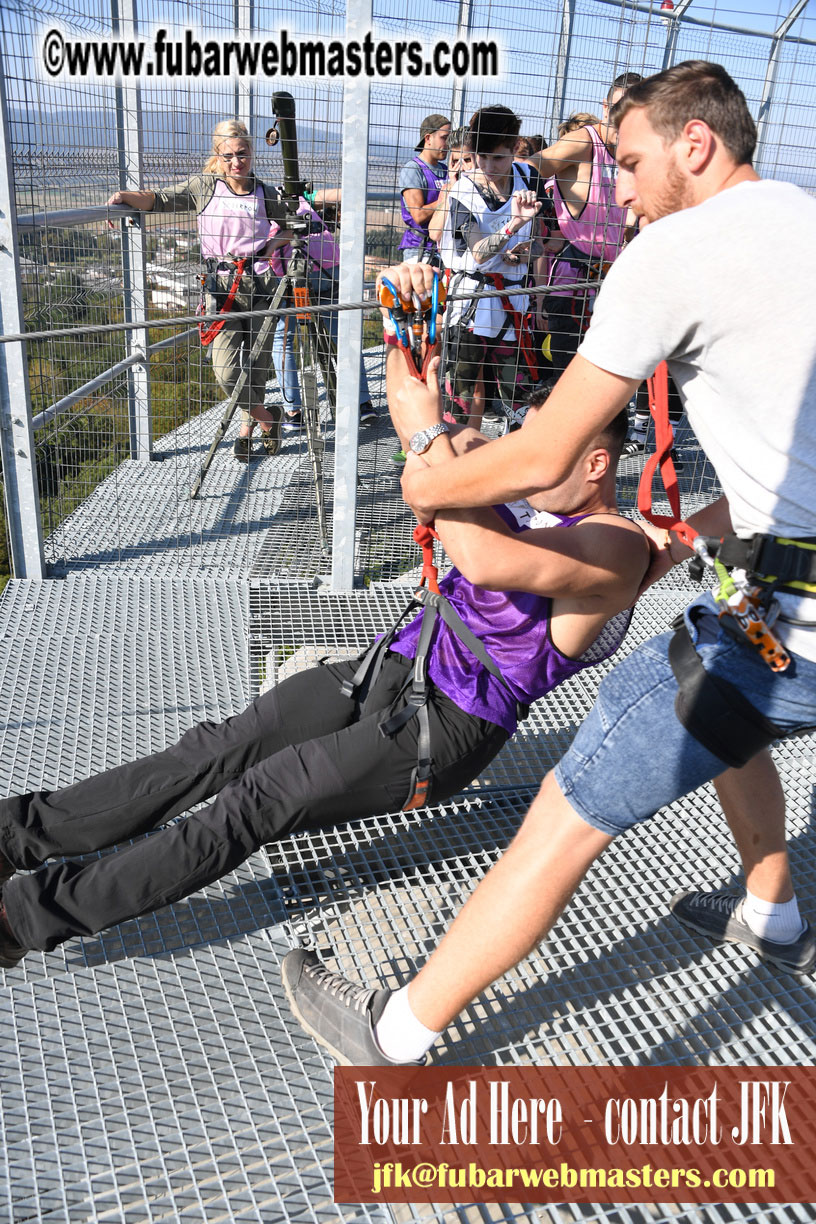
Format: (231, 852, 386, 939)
(1, 401, 815, 1223)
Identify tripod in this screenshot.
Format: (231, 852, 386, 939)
(190, 235, 336, 552)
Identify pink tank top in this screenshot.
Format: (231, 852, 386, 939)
(197, 179, 273, 275)
(551, 125, 627, 261)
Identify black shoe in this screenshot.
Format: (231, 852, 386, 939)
(281, 411, 302, 436)
(670, 446, 685, 473)
(622, 436, 647, 457)
(359, 401, 379, 424)
(670, 889, 816, 975)
(0, 896, 27, 971)
(233, 435, 252, 462)
(260, 429, 281, 456)
(281, 948, 428, 1066)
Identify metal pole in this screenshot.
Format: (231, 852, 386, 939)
(113, 0, 152, 461)
(449, 0, 474, 131)
(660, 0, 694, 71)
(234, 0, 254, 133)
(331, 0, 372, 590)
(0, 53, 46, 578)
(755, 0, 809, 173)
(551, 0, 576, 141)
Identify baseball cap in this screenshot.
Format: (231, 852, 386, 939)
(414, 114, 450, 152)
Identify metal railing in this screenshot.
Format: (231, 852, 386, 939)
(1, 0, 814, 586)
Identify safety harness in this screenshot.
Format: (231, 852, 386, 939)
(341, 273, 526, 810)
(340, 522, 528, 810)
(198, 257, 246, 346)
(640, 361, 816, 766)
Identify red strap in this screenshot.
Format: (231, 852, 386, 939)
(413, 521, 441, 594)
(487, 273, 539, 378)
(636, 361, 698, 551)
(198, 258, 246, 346)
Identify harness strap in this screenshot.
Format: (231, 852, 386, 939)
(669, 616, 787, 768)
(715, 534, 816, 594)
(413, 522, 441, 594)
(340, 571, 524, 812)
(485, 272, 539, 379)
(636, 361, 698, 552)
(198, 257, 246, 346)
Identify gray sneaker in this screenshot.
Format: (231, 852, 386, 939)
(281, 948, 427, 1065)
(670, 889, 816, 974)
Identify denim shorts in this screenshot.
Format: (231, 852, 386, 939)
(554, 592, 816, 837)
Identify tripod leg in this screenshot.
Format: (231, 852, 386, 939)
(296, 317, 329, 552)
(314, 314, 337, 417)
(190, 279, 288, 499)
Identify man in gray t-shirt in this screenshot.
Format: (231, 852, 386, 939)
(398, 113, 450, 261)
(282, 62, 816, 1069)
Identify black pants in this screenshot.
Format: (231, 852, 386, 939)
(1, 655, 507, 952)
(544, 292, 591, 378)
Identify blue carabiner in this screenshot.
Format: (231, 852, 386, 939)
(380, 276, 410, 349)
(426, 270, 440, 347)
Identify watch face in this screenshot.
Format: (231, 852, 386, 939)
(410, 423, 447, 454)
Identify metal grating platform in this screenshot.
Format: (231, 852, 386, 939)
(45, 349, 391, 584)
(2, 413, 816, 1222)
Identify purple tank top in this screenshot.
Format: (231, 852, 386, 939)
(389, 507, 632, 733)
(400, 157, 448, 251)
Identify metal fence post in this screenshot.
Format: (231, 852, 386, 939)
(0, 52, 46, 579)
(551, 0, 576, 140)
(755, 0, 809, 173)
(331, 0, 372, 590)
(660, 0, 694, 71)
(234, 0, 254, 134)
(113, 0, 152, 461)
(450, 0, 474, 130)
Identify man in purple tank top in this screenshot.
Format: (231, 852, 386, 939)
(0, 328, 647, 970)
(398, 114, 451, 263)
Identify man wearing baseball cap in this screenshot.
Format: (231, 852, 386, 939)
(398, 113, 450, 262)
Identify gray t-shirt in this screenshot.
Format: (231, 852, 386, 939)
(399, 158, 449, 197)
(579, 179, 816, 541)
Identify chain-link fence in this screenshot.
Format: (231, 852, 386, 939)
(1, 0, 814, 587)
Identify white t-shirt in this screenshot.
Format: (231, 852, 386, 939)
(578, 178, 816, 653)
(443, 163, 539, 338)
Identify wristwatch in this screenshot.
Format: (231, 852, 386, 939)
(409, 422, 449, 455)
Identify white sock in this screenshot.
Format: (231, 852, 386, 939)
(375, 985, 442, 1062)
(742, 890, 806, 943)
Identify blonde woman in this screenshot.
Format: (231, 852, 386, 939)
(108, 120, 297, 461)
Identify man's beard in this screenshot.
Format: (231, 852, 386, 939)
(649, 157, 694, 221)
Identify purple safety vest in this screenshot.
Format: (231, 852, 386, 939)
(400, 156, 448, 252)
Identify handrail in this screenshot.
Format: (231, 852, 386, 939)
(30, 327, 198, 431)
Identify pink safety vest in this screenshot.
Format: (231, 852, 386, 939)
(197, 179, 273, 275)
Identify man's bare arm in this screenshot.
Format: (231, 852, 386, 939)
(385, 346, 646, 604)
(424, 458, 647, 605)
(401, 354, 640, 521)
(530, 128, 594, 183)
(402, 187, 439, 226)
